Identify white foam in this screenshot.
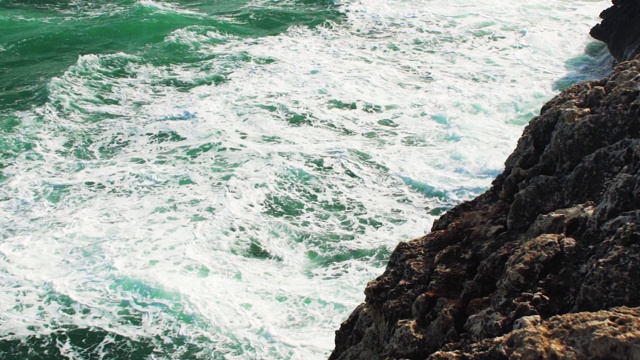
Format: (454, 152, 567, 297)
(1, 0, 609, 358)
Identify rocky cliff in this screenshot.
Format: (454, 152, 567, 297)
(591, 0, 640, 62)
(330, 2, 640, 359)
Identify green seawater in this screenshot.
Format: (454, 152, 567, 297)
(0, 0, 610, 358)
(0, 0, 340, 111)
(1, 1, 346, 358)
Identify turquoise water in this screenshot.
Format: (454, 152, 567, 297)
(0, 0, 608, 358)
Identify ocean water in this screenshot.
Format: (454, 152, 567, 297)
(0, 0, 610, 358)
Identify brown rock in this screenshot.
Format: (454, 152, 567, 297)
(331, 11, 640, 360)
(430, 307, 640, 360)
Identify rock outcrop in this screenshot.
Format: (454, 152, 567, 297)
(591, 0, 640, 62)
(330, 3, 640, 359)
(430, 307, 640, 359)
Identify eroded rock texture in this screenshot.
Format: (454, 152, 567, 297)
(430, 307, 640, 359)
(330, 48, 640, 360)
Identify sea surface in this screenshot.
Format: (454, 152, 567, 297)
(0, 0, 611, 358)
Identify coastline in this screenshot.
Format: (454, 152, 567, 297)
(330, 1, 640, 358)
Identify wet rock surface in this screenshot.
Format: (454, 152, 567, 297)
(330, 24, 640, 360)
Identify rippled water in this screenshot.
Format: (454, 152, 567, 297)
(0, 0, 610, 358)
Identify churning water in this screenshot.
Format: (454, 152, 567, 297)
(0, 0, 610, 358)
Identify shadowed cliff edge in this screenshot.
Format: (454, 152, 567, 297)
(330, 1, 640, 359)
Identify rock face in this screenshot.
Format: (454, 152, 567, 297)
(591, 0, 640, 62)
(330, 6, 640, 359)
(430, 307, 640, 359)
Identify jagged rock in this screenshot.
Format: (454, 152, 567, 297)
(430, 307, 640, 360)
(591, 0, 640, 62)
(330, 23, 640, 360)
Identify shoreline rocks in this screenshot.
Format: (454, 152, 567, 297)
(591, 0, 640, 62)
(330, 2, 640, 359)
